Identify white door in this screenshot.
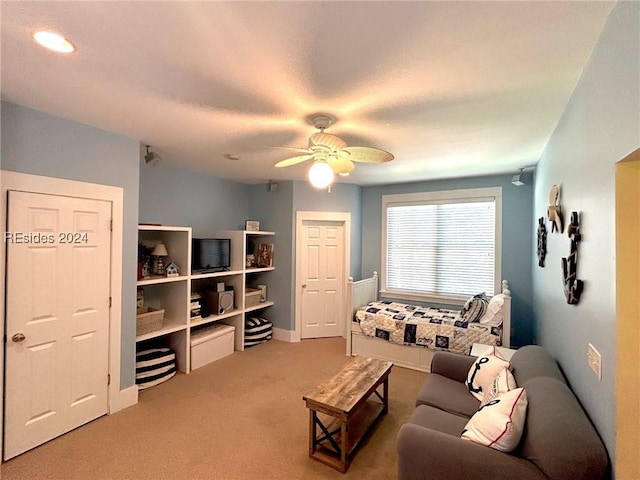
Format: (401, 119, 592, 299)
(4, 191, 111, 459)
(300, 220, 345, 338)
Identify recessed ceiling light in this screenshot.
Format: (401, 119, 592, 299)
(33, 31, 75, 53)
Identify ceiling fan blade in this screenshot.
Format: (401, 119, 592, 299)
(328, 157, 355, 175)
(271, 146, 313, 154)
(309, 132, 347, 151)
(342, 146, 394, 163)
(274, 154, 314, 168)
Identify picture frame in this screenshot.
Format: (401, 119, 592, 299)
(256, 243, 274, 268)
(245, 220, 260, 231)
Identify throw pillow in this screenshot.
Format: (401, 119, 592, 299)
(481, 366, 517, 405)
(465, 346, 511, 401)
(461, 387, 528, 452)
(460, 293, 490, 323)
(479, 293, 505, 326)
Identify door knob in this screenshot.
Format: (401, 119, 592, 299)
(302, 284, 307, 288)
(12, 333, 26, 343)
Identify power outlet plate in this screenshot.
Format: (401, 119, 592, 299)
(587, 343, 602, 381)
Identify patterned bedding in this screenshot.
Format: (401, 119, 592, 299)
(354, 300, 501, 355)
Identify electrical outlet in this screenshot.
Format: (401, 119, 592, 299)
(587, 343, 602, 380)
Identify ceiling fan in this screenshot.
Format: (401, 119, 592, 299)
(274, 114, 393, 187)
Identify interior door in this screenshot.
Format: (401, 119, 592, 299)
(4, 191, 111, 459)
(300, 220, 345, 338)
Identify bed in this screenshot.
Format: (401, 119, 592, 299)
(346, 272, 511, 372)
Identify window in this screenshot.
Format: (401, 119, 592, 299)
(382, 187, 502, 304)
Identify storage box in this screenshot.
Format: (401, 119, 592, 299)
(136, 306, 164, 336)
(245, 288, 262, 308)
(190, 324, 235, 370)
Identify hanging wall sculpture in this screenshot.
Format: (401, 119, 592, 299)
(536, 217, 547, 267)
(562, 211, 584, 304)
(547, 185, 563, 233)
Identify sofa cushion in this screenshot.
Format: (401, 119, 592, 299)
(408, 404, 469, 437)
(519, 377, 608, 480)
(465, 346, 511, 401)
(511, 345, 566, 385)
(431, 351, 477, 382)
(416, 373, 480, 418)
(462, 387, 528, 452)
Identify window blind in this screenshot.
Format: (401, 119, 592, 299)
(385, 199, 496, 297)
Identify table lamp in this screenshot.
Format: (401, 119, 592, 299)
(152, 243, 168, 275)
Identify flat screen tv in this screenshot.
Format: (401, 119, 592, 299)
(192, 238, 231, 273)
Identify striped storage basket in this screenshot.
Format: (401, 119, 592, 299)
(244, 317, 272, 348)
(136, 347, 176, 391)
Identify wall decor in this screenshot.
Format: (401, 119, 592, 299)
(562, 211, 584, 304)
(165, 262, 179, 277)
(256, 243, 274, 267)
(547, 184, 564, 233)
(536, 217, 547, 267)
(245, 220, 260, 231)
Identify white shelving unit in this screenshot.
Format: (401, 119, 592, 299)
(218, 230, 275, 351)
(136, 226, 275, 373)
(137, 225, 191, 372)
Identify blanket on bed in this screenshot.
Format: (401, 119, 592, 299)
(355, 300, 501, 355)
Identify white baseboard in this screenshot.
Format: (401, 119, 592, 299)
(109, 385, 138, 414)
(272, 327, 299, 343)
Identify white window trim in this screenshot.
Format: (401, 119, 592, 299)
(380, 187, 502, 304)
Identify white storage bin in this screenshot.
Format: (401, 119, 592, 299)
(190, 324, 235, 370)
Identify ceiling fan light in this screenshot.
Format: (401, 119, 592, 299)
(308, 161, 334, 189)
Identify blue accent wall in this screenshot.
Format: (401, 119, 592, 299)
(1, 101, 140, 389)
(246, 180, 363, 331)
(532, 1, 640, 464)
(247, 181, 294, 331)
(361, 174, 534, 347)
(292, 181, 363, 279)
(139, 160, 249, 235)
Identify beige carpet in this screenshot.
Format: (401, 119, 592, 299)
(1, 337, 427, 480)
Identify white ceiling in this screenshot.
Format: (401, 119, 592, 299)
(1, 1, 614, 186)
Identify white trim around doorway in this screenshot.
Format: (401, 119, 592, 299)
(294, 211, 351, 342)
(0, 170, 131, 459)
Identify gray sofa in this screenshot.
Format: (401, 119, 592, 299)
(397, 345, 608, 480)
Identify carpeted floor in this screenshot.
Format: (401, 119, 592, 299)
(1, 337, 427, 480)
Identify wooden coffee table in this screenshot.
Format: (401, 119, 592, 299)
(302, 356, 393, 473)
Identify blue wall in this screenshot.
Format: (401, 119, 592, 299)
(247, 182, 294, 331)
(140, 175, 363, 333)
(292, 181, 363, 280)
(139, 160, 249, 234)
(246, 180, 363, 331)
(361, 174, 534, 347)
(532, 1, 640, 465)
(1, 101, 141, 389)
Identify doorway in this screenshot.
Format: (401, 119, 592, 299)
(295, 212, 351, 340)
(615, 148, 640, 478)
(0, 171, 126, 460)
(4, 191, 112, 459)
